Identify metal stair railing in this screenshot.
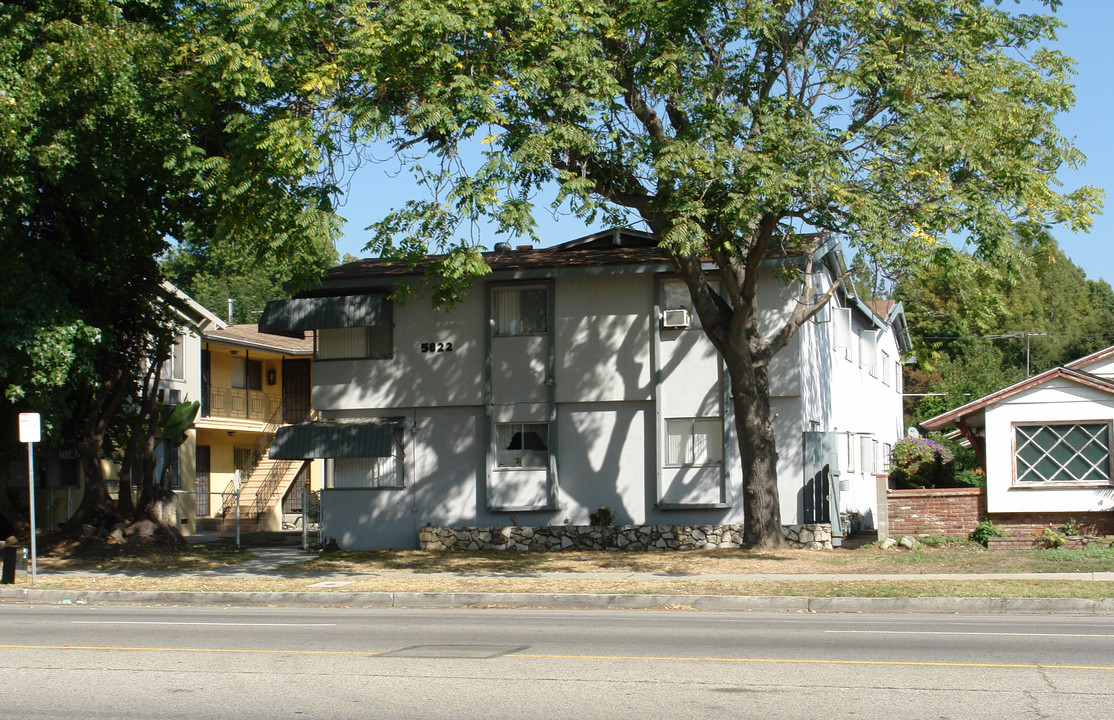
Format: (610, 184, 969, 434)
(249, 409, 319, 518)
(219, 403, 286, 517)
(251, 459, 306, 518)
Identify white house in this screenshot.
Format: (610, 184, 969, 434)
(921, 345, 1114, 534)
(260, 229, 907, 549)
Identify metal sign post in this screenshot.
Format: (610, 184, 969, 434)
(233, 470, 241, 550)
(17, 413, 40, 583)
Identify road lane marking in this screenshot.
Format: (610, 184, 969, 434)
(508, 653, 1114, 671)
(71, 621, 336, 627)
(825, 630, 1114, 639)
(0, 644, 381, 657)
(2, 645, 1112, 670)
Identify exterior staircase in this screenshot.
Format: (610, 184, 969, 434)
(215, 452, 307, 532)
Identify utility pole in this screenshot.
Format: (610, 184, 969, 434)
(984, 331, 1049, 377)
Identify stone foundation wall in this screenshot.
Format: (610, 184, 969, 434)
(419, 523, 833, 551)
(887, 487, 986, 537)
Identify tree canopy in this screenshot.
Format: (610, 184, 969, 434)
(337, 0, 1101, 546)
(899, 235, 1114, 421)
(0, 0, 344, 531)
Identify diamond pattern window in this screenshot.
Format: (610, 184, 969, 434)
(1015, 423, 1112, 484)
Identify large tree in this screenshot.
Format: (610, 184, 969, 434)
(0, 0, 343, 533)
(338, 0, 1100, 547)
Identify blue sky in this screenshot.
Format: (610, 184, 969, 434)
(334, 2, 1112, 283)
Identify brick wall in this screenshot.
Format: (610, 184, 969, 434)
(886, 487, 986, 537)
(987, 512, 1114, 537)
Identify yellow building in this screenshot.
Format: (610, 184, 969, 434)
(190, 325, 320, 533)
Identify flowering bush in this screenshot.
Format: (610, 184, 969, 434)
(889, 435, 955, 488)
(891, 436, 953, 468)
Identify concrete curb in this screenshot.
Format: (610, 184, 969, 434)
(2, 588, 1112, 614)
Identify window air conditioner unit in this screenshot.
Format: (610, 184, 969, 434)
(661, 308, 691, 329)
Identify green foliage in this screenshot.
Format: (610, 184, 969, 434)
(1059, 517, 1081, 537)
(954, 469, 986, 488)
(162, 235, 337, 324)
(901, 233, 1114, 423)
(969, 519, 1005, 547)
(888, 434, 955, 488)
(1, 1, 346, 527)
(161, 401, 200, 448)
(915, 534, 968, 549)
(1039, 527, 1065, 549)
(589, 505, 613, 527)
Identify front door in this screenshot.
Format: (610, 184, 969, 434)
(282, 359, 311, 424)
(196, 445, 211, 516)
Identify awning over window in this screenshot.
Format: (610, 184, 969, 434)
(269, 419, 398, 459)
(259, 295, 389, 336)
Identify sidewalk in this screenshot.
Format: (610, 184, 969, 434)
(2, 547, 1114, 614)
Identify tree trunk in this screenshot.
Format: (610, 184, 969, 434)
(724, 349, 786, 549)
(61, 369, 131, 533)
(64, 432, 114, 532)
(134, 405, 161, 517)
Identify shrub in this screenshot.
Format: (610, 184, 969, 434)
(954, 468, 986, 487)
(1040, 527, 1065, 549)
(889, 435, 955, 488)
(589, 505, 613, 526)
(968, 519, 1005, 547)
(1059, 517, 1081, 536)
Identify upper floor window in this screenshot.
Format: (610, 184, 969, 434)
(492, 287, 547, 336)
(316, 325, 393, 360)
(162, 334, 186, 381)
(665, 418, 723, 466)
(1015, 422, 1112, 484)
(231, 357, 262, 391)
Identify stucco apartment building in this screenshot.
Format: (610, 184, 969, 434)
(261, 229, 908, 549)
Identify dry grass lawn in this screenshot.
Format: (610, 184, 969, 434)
(9, 537, 1114, 600)
(283, 542, 1114, 575)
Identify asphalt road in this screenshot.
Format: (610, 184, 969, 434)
(2, 605, 1113, 719)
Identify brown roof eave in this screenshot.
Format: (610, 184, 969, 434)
(921, 367, 1114, 431)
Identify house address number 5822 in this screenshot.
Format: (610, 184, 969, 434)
(420, 342, 454, 353)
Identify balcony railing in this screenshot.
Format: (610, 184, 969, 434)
(204, 386, 282, 422)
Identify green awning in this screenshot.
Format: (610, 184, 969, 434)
(259, 295, 389, 336)
(269, 419, 399, 459)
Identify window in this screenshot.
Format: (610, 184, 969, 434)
(492, 287, 547, 336)
(162, 334, 185, 380)
(860, 330, 878, 375)
(495, 423, 549, 468)
(881, 350, 891, 386)
(327, 426, 404, 488)
(231, 357, 262, 390)
(665, 418, 723, 466)
(845, 432, 856, 473)
(860, 435, 876, 474)
(329, 456, 402, 489)
(1015, 422, 1112, 484)
(832, 308, 852, 359)
(882, 443, 893, 471)
(317, 325, 393, 360)
(155, 440, 180, 490)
